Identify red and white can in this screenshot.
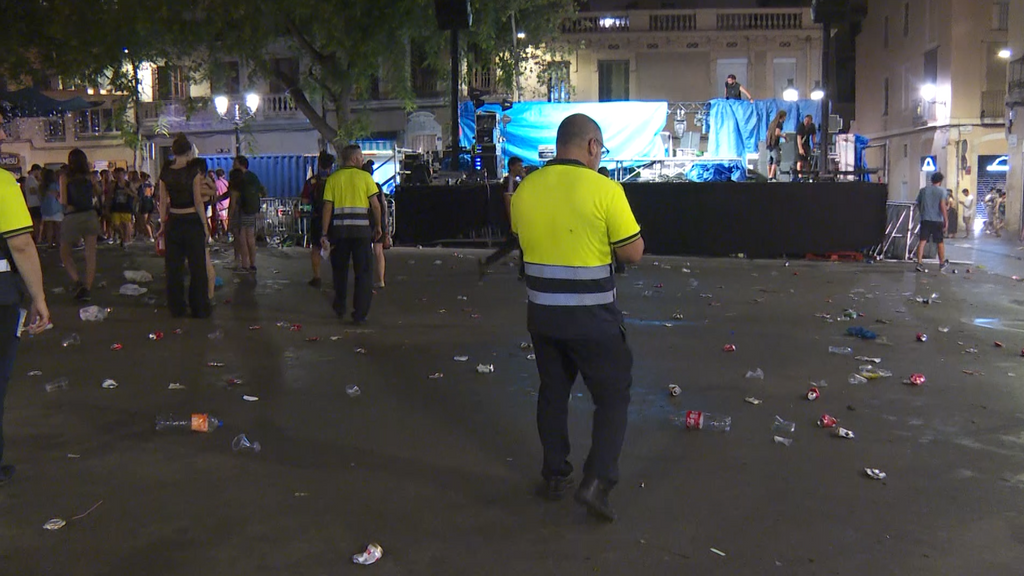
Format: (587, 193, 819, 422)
(807, 387, 820, 401)
(916, 333, 928, 342)
(148, 331, 164, 341)
(909, 373, 926, 385)
(722, 344, 736, 352)
(818, 414, 838, 428)
(685, 410, 704, 430)
(110, 343, 123, 351)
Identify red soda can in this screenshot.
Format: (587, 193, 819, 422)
(226, 378, 243, 386)
(110, 343, 123, 351)
(818, 414, 838, 428)
(994, 341, 1004, 348)
(909, 373, 926, 385)
(290, 324, 302, 331)
(916, 333, 928, 342)
(149, 331, 164, 341)
(722, 344, 736, 352)
(807, 387, 820, 401)
(306, 336, 320, 342)
(684, 410, 704, 430)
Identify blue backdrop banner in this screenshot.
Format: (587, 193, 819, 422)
(704, 98, 822, 158)
(459, 101, 668, 167)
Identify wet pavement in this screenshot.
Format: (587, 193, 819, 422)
(5, 242, 1024, 574)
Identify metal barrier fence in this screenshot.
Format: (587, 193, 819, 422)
(258, 196, 395, 248)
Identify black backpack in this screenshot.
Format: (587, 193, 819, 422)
(67, 177, 95, 212)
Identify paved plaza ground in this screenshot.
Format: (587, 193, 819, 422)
(3, 241, 1024, 575)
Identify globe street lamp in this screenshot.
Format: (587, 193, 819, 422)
(782, 79, 799, 102)
(214, 93, 260, 156)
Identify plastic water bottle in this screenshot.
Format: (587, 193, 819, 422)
(79, 306, 108, 322)
(681, 410, 731, 432)
(44, 377, 69, 392)
(829, 346, 853, 355)
(155, 413, 222, 433)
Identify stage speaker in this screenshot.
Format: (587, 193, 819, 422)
(476, 112, 497, 144)
(473, 153, 498, 178)
(435, 0, 472, 30)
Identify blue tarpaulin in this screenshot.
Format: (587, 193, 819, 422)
(685, 160, 748, 182)
(855, 134, 870, 181)
(704, 99, 822, 159)
(201, 155, 316, 199)
(459, 101, 668, 168)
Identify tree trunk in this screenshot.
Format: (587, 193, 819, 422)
(286, 86, 339, 145)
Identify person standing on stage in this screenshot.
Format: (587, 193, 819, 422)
(302, 151, 335, 289)
(724, 74, 754, 102)
(478, 156, 526, 280)
(915, 171, 949, 273)
(795, 115, 815, 180)
(766, 110, 787, 182)
(0, 114, 51, 485)
(320, 144, 382, 324)
(511, 113, 645, 522)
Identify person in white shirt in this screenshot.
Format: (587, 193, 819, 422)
(22, 164, 42, 242)
(958, 188, 975, 239)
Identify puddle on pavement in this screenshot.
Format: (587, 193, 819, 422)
(970, 318, 1024, 333)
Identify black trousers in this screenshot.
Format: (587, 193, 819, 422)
(330, 237, 373, 321)
(531, 330, 633, 486)
(0, 305, 22, 465)
(165, 214, 210, 318)
(483, 235, 524, 276)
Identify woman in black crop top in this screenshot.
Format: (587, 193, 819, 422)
(158, 134, 211, 318)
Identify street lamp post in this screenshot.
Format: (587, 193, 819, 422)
(214, 93, 260, 156)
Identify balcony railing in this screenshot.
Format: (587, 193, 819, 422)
(560, 8, 809, 34)
(1009, 57, 1024, 95)
(263, 94, 297, 115)
(981, 89, 1006, 120)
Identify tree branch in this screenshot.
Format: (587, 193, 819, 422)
(287, 85, 340, 145)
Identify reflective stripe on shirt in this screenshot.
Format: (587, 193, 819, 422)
(527, 289, 616, 307)
(524, 262, 615, 307)
(334, 207, 369, 215)
(524, 263, 611, 280)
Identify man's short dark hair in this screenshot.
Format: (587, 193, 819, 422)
(235, 155, 249, 169)
(508, 156, 523, 169)
(727, 74, 737, 81)
(340, 144, 362, 165)
(30, 164, 42, 172)
(556, 114, 601, 150)
(805, 115, 813, 120)
(931, 172, 944, 184)
(215, 168, 225, 177)
(113, 166, 126, 174)
(318, 151, 336, 170)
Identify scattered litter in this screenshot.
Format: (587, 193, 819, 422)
(124, 270, 154, 283)
(352, 543, 384, 566)
(526, 354, 536, 360)
(745, 368, 764, 379)
(294, 492, 309, 497)
(668, 385, 681, 397)
(232, 433, 261, 454)
(67, 454, 79, 458)
(453, 356, 469, 362)
(225, 378, 243, 386)
(110, 343, 122, 351)
(43, 519, 66, 530)
(938, 326, 950, 333)
(828, 346, 853, 355)
(772, 416, 796, 436)
(671, 313, 685, 320)
(858, 365, 893, 379)
(457, 295, 468, 301)
(101, 379, 118, 389)
(345, 385, 361, 397)
(354, 347, 367, 355)
(70, 500, 103, 520)
(248, 325, 262, 330)
(865, 468, 887, 480)
(433, 260, 443, 265)
(51, 287, 65, 295)
(806, 387, 820, 401)
(699, 293, 713, 298)
(429, 373, 444, 379)
(476, 364, 495, 374)
(242, 395, 259, 402)
(519, 342, 533, 350)
(965, 347, 979, 354)
(818, 414, 838, 428)
(906, 373, 926, 386)
(773, 436, 793, 447)
(995, 341, 1005, 348)
(167, 383, 185, 390)
(79, 306, 108, 322)
(289, 324, 302, 332)
(27, 370, 42, 376)
(835, 427, 855, 439)
(148, 331, 164, 341)
(306, 337, 320, 342)
(847, 326, 877, 340)
(916, 333, 928, 342)
(962, 370, 984, 376)
(722, 344, 736, 352)
(855, 356, 881, 364)
(709, 548, 727, 557)
(118, 283, 148, 296)
(744, 397, 762, 405)
(44, 377, 69, 393)
(207, 362, 225, 368)
(437, 309, 447, 314)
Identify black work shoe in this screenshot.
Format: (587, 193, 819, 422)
(74, 286, 91, 302)
(537, 475, 576, 501)
(574, 477, 617, 522)
(0, 464, 16, 485)
(308, 277, 322, 289)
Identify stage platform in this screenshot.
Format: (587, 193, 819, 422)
(393, 181, 888, 258)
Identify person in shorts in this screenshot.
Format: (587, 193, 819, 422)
(60, 149, 102, 301)
(301, 151, 335, 288)
(915, 171, 949, 273)
(109, 167, 136, 248)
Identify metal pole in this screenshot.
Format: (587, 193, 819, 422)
(449, 28, 461, 169)
(819, 20, 831, 178)
(235, 123, 241, 157)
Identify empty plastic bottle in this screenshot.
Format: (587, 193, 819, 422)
(345, 385, 362, 397)
(680, 410, 731, 431)
(155, 413, 222, 433)
(44, 377, 69, 393)
(829, 346, 853, 355)
(78, 306, 108, 322)
(848, 373, 868, 384)
(772, 415, 796, 436)
(61, 334, 81, 347)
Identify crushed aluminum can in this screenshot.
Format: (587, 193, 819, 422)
(148, 331, 164, 341)
(457, 295, 468, 301)
(835, 427, 855, 439)
(668, 384, 681, 397)
(916, 333, 928, 342)
(865, 468, 887, 480)
(330, 336, 344, 341)
(995, 341, 1004, 348)
(289, 324, 302, 332)
(207, 362, 225, 368)
(744, 397, 762, 405)
(352, 543, 383, 565)
(101, 379, 118, 389)
(43, 518, 67, 530)
(855, 356, 882, 364)
(908, 373, 926, 386)
(520, 342, 533, 350)
(476, 364, 495, 374)
(818, 414, 838, 428)
(110, 343, 123, 351)
(27, 370, 42, 377)
(428, 372, 444, 379)
(453, 356, 469, 362)
(354, 347, 367, 355)
(806, 387, 820, 401)
(305, 337, 320, 342)
(722, 344, 736, 352)
(471, 314, 481, 319)
(167, 383, 185, 390)
(526, 354, 536, 360)
(248, 325, 262, 330)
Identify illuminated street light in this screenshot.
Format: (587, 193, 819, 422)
(920, 83, 937, 102)
(810, 81, 825, 101)
(214, 95, 229, 117)
(999, 48, 1012, 59)
(782, 79, 799, 102)
(214, 94, 260, 155)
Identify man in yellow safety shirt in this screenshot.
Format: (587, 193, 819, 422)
(320, 144, 382, 324)
(0, 110, 51, 484)
(511, 113, 645, 521)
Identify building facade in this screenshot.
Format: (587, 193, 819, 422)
(855, 0, 1010, 220)
(1001, 0, 1024, 238)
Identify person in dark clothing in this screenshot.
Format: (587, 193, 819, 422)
(479, 157, 526, 280)
(795, 115, 815, 180)
(766, 110, 787, 182)
(724, 74, 754, 102)
(158, 134, 211, 318)
(302, 151, 335, 288)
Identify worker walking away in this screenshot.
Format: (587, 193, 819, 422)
(320, 145, 382, 324)
(511, 114, 645, 522)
